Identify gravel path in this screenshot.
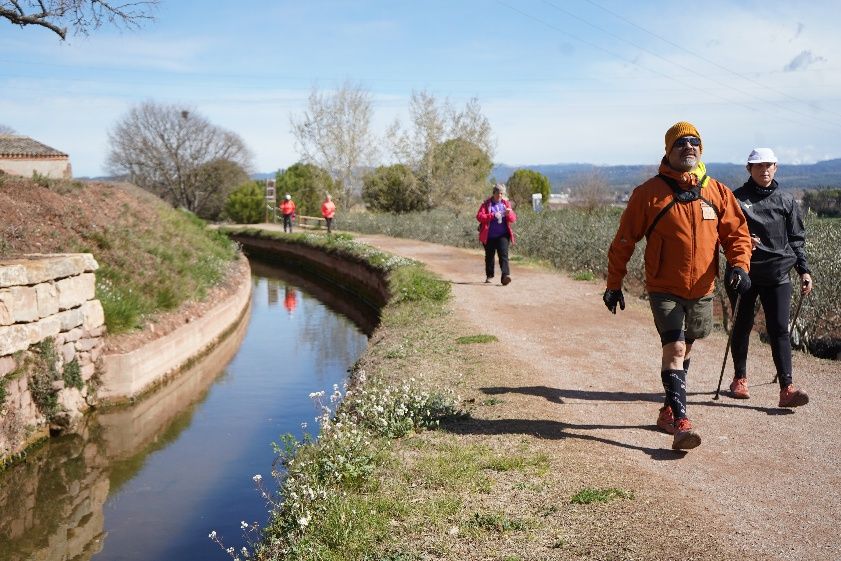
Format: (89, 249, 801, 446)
(358, 234, 840, 561)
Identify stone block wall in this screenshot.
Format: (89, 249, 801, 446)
(0, 254, 105, 462)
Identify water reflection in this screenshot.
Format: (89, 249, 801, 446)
(0, 261, 370, 561)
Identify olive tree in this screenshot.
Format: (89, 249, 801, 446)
(290, 81, 377, 210)
(385, 90, 495, 210)
(362, 164, 428, 213)
(107, 101, 253, 218)
(0, 0, 157, 40)
(506, 169, 551, 210)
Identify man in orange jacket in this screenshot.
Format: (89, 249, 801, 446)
(279, 194, 296, 233)
(603, 121, 752, 451)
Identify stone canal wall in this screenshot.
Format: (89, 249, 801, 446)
(0, 254, 105, 461)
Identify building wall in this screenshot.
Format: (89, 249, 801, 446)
(0, 158, 72, 179)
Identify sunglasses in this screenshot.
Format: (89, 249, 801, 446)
(673, 137, 701, 148)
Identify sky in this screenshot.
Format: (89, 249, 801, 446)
(2, 0, 841, 177)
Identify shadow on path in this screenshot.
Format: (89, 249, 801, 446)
(443, 416, 687, 461)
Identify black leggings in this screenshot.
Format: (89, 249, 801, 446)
(484, 235, 510, 278)
(282, 214, 293, 232)
(727, 282, 793, 387)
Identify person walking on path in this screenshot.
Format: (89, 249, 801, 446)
(280, 194, 296, 233)
(725, 148, 811, 408)
(321, 193, 336, 234)
(603, 121, 753, 450)
(477, 183, 517, 285)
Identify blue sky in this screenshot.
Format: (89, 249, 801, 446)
(2, 0, 840, 177)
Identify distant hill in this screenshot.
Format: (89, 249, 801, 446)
(492, 159, 841, 193)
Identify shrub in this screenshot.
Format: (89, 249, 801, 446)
(224, 181, 265, 224)
(276, 162, 336, 217)
(505, 168, 551, 211)
(362, 164, 428, 213)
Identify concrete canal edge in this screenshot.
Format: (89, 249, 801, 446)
(98, 255, 253, 405)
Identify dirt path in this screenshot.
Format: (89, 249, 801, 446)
(358, 234, 840, 561)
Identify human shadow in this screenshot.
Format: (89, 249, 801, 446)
(480, 385, 667, 405)
(697, 398, 795, 416)
(442, 416, 688, 461)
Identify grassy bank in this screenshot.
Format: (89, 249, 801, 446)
(0, 177, 239, 334)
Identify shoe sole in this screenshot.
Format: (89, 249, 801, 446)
(672, 431, 701, 450)
(501, 276, 511, 285)
(779, 394, 809, 408)
(729, 391, 750, 399)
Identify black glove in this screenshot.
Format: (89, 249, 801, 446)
(603, 289, 625, 314)
(727, 267, 752, 295)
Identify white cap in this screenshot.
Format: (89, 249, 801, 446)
(747, 148, 778, 164)
(285, 194, 292, 200)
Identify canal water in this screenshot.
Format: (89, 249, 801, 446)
(0, 259, 374, 561)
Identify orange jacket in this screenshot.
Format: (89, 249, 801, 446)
(607, 161, 751, 300)
(279, 200, 296, 216)
(321, 200, 336, 219)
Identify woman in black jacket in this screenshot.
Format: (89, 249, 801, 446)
(726, 148, 812, 408)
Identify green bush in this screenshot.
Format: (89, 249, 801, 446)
(224, 181, 265, 224)
(505, 168, 551, 210)
(362, 164, 428, 213)
(276, 162, 336, 216)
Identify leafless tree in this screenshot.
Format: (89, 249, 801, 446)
(571, 169, 612, 211)
(385, 90, 495, 210)
(1, 1, 157, 40)
(290, 81, 377, 209)
(107, 101, 253, 218)
(0, 124, 16, 134)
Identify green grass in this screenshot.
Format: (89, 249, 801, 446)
(570, 487, 634, 504)
(456, 334, 498, 344)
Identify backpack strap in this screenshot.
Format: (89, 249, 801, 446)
(645, 174, 718, 238)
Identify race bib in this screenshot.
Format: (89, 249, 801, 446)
(701, 202, 716, 220)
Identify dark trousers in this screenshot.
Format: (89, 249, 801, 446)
(325, 217, 333, 233)
(282, 214, 293, 232)
(727, 282, 793, 387)
(484, 235, 510, 279)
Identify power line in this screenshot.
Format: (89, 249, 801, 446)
(582, 0, 841, 123)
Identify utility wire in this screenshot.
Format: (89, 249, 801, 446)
(496, 0, 839, 134)
(582, 0, 841, 123)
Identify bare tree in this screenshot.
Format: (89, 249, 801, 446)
(107, 101, 253, 218)
(0, 124, 16, 134)
(571, 168, 612, 211)
(385, 90, 495, 210)
(1, 1, 157, 40)
(290, 81, 377, 209)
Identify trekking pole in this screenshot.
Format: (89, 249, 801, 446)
(773, 291, 807, 384)
(714, 292, 742, 400)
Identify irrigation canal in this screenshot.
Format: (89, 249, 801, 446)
(0, 259, 374, 561)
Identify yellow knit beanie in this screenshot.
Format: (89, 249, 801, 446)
(665, 121, 702, 154)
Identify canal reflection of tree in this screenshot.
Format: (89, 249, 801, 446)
(0, 305, 251, 561)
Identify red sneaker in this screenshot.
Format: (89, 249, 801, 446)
(672, 418, 701, 450)
(779, 385, 809, 408)
(729, 377, 750, 399)
(657, 405, 676, 434)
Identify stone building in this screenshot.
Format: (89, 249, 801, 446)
(0, 134, 72, 179)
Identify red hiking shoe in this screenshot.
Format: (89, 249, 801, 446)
(779, 385, 809, 408)
(729, 377, 750, 399)
(657, 405, 676, 434)
(672, 418, 701, 450)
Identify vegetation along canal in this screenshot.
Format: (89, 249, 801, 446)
(0, 259, 374, 561)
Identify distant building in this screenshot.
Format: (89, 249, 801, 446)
(0, 135, 72, 179)
(546, 192, 570, 209)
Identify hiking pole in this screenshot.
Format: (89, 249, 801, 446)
(773, 291, 807, 384)
(714, 292, 742, 400)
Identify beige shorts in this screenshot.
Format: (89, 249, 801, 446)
(648, 292, 714, 345)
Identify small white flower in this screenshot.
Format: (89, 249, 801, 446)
(208, 530, 217, 539)
(298, 515, 310, 527)
(241, 521, 249, 529)
(252, 474, 262, 482)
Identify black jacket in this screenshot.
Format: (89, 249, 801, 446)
(730, 178, 810, 285)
